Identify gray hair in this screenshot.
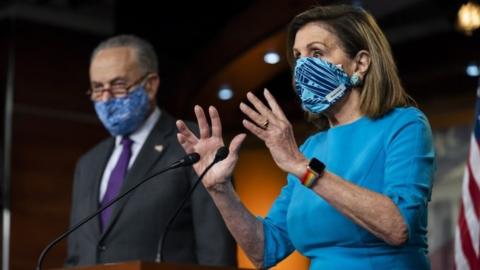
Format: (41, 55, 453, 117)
(91, 34, 158, 74)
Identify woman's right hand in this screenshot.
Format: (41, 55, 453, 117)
(176, 105, 246, 190)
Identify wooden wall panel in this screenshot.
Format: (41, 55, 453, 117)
(6, 21, 105, 270)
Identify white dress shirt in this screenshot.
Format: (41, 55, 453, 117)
(99, 108, 161, 202)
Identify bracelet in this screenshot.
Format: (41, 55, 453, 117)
(300, 158, 325, 188)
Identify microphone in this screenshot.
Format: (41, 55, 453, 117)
(169, 152, 200, 169)
(155, 146, 229, 263)
(212, 146, 229, 163)
(35, 152, 200, 270)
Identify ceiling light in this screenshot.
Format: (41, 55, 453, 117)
(466, 63, 480, 77)
(218, 86, 233, 100)
(457, 1, 480, 35)
(264, 52, 280, 64)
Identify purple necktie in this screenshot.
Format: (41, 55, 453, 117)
(100, 136, 133, 231)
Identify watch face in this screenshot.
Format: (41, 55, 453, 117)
(310, 158, 325, 173)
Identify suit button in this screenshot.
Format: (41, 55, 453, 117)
(98, 245, 107, 251)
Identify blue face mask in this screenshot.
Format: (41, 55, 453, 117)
(294, 57, 360, 114)
(94, 86, 150, 136)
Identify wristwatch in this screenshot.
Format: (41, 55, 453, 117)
(300, 158, 325, 188)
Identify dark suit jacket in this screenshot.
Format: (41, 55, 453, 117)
(66, 111, 236, 267)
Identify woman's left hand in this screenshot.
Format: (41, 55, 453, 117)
(240, 89, 308, 178)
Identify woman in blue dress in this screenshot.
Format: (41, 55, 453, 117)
(176, 4, 435, 270)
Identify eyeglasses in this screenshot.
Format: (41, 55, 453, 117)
(86, 73, 150, 101)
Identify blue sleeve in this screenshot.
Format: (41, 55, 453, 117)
(383, 110, 435, 241)
(258, 176, 297, 268)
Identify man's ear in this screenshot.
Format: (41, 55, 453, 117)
(145, 73, 160, 100)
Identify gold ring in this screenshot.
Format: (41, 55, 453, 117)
(262, 119, 269, 129)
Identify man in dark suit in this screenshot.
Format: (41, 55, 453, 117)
(66, 35, 236, 267)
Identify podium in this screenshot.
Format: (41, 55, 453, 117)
(54, 261, 250, 270)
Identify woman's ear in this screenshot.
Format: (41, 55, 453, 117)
(354, 50, 371, 77)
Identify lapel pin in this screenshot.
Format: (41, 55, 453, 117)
(154, 144, 164, 153)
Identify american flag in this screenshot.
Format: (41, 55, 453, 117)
(454, 79, 480, 270)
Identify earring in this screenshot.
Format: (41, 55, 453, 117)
(350, 72, 362, 87)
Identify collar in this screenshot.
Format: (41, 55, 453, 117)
(114, 107, 161, 146)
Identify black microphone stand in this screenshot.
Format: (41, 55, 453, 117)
(155, 147, 229, 263)
(36, 153, 200, 270)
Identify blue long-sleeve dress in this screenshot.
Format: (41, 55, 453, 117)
(259, 107, 435, 270)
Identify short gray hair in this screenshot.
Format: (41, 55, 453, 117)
(91, 34, 158, 74)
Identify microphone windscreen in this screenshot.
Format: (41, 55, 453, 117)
(185, 152, 200, 166)
(214, 146, 229, 162)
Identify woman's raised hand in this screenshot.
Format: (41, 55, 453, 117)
(240, 89, 308, 178)
(176, 105, 246, 190)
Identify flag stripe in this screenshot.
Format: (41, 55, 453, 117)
(470, 135, 480, 199)
(462, 165, 480, 256)
(467, 162, 480, 220)
(458, 203, 479, 269)
(469, 135, 480, 260)
(455, 226, 469, 270)
(469, 135, 480, 191)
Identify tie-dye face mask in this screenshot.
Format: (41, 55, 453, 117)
(294, 57, 360, 114)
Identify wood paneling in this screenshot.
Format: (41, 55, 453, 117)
(6, 21, 105, 270)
